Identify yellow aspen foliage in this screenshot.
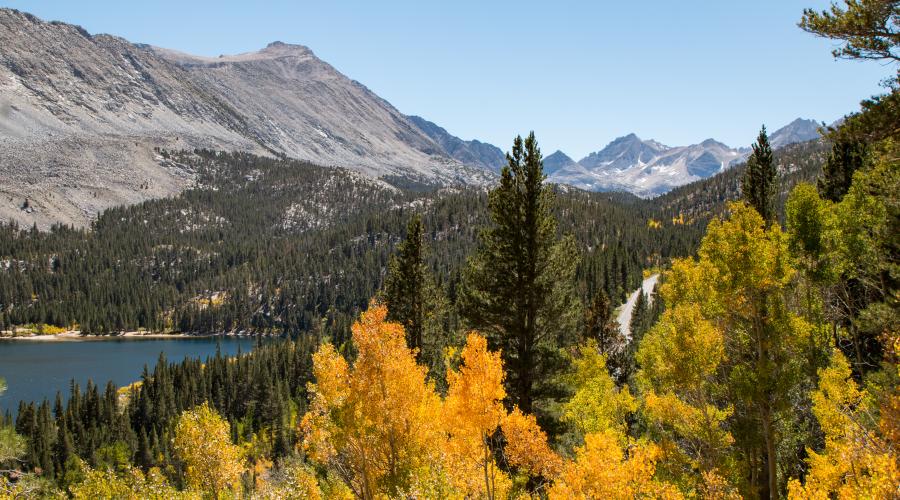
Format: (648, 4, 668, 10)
(71, 462, 198, 500)
(787, 350, 899, 499)
(561, 341, 636, 438)
(548, 429, 682, 500)
(502, 407, 563, 479)
(250, 457, 273, 492)
(659, 257, 721, 318)
(301, 304, 444, 498)
(699, 203, 795, 297)
(636, 304, 734, 481)
(641, 392, 734, 473)
(442, 332, 512, 499)
(252, 461, 326, 500)
(699, 469, 742, 500)
(637, 304, 724, 392)
(649, 202, 823, 496)
(172, 402, 245, 496)
(302, 309, 563, 499)
(299, 344, 346, 466)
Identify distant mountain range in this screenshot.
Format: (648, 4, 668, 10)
(405, 116, 823, 196)
(543, 118, 822, 196)
(0, 7, 826, 227)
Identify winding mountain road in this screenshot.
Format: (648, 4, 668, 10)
(616, 273, 659, 340)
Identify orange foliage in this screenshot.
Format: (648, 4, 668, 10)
(442, 332, 512, 498)
(502, 407, 563, 479)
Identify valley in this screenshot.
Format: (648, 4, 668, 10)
(0, 1, 896, 498)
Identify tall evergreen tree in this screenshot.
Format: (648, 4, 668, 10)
(583, 289, 621, 355)
(382, 214, 446, 370)
(742, 125, 778, 224)
(818, 137, 868, 202)
(460, 132, 580, 414)
(584, 289, 630, 382)
(629, 290, 648, 343)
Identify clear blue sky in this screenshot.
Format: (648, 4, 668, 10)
(1, 1, 893, 158)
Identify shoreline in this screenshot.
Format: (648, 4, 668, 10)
(0, 330, 249, 342)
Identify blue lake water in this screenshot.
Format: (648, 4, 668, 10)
(0, 336, 257, 411)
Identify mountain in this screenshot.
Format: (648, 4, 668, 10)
(769, 118, 822, 149)
(578, 133, 669, 171)
(0, 7, 833, 228)
(654, 139, 829, 220)
(407, 116, 506, 172)
(542, 150, 577, 175)
(0, 9, 491, 228)
(550, 135, 747, 196)
(547, 118, 821, 197)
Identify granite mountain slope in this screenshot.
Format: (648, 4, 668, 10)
(0, 9, 490, 228)
(406, 115, 507, 173)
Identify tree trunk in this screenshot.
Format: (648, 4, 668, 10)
(762, 407, 778, 499)
(517, 335, 533, 413)
(750, 448, 758, 496)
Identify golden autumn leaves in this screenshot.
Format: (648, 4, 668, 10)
(299, 305, 672, 499)
(61, 403, 244, 499)
(300, 306, 557, 498)
(787, 350, 899, 498)
(55, 197, 896, 499)
(299, 202, 899, 498)
(172, 402, 245, 495)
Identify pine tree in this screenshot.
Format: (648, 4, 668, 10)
(818, 137, 867, 202)
(629, 291, 648, 343)
(741, 126, 777, 224)
(382, 214, 445, 368)
(799, 0, 900, 64)
(583, 289, 621, 355)
(460, 132, 580, 414)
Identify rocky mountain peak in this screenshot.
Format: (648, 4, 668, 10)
(700, 138, 727, 148)
(260, 40, 314, 57)
(545, 150, 574, 161)
(770, 118, 821, 149)
(407, 115, 506, 172)
(152, 41, 318, 68)
(542, 150, 576, 175)
(579, 133, 668, 171)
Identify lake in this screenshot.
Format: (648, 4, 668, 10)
(0, 336, 258, 411)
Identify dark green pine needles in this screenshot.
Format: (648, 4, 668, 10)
(460, 132, 580, 415)
(742, 125, 778, 224)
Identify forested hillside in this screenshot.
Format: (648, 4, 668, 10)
(0, 133, 832, 341)
(0, 149, 706, 342)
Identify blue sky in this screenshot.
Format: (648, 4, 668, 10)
(1, 1, 892, 158)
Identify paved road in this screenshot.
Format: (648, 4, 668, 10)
(616, 273, 659, 340)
